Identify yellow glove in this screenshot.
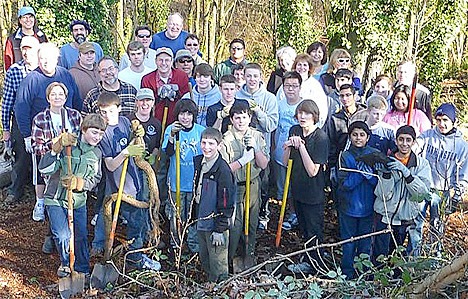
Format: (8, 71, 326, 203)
(135, 124, 145, 138)
(125, 144, 145, 157)
(61, 132, 78, 147)
(61, 175, 85, 191)
(52, 135, 63, 154)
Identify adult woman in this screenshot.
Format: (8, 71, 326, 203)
(383, 84, 431, 135)
(366, 74, 393, 108)
(306, 42, 328, 80)
(267, 46, 297, 95)
(184, 33, 206, 65)
(283, 100, 329, 274)
(320, 48, 361, 95)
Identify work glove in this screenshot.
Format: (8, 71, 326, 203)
(356, 161, 374, 180)
(237, 148, 255, 167)
(146, 153, 156, 165)
(170, 121, 183, 137)
(387, 157, 411, 178)
(124, 144, 145, 157)
(61, 132, 78, 147)
(134, 124, 145, 138)
(374, 162, 386, 172)
(217, 105, 231, 119)
(61, 175, 84, 191)
(243, 134, 258, 152)
(24, 137, 33, 154)
(247, 99, 261, 113)
(211, 232, 225, 247)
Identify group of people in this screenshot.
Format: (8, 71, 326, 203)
(2, 6, 467, 287)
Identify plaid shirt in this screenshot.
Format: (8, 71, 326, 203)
(1, 60, 33, 131)
(82, 80, 137, 116)
(31, 107, 82, 156)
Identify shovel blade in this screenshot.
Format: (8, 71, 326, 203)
(232, 255, 256, 274)
(58, 271, 85, 299)
(90, 263, 119, 290)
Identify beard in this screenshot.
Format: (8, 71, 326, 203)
(74, 34, 86, 44)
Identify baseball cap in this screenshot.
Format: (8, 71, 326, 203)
(136, 88, 155, 101)
(18, 6, 35, 18)
(435, 103, 457, 123)
(20, 36, 40, 49)
(155, 47, 173, 58)
(175, 49, 192, 61)
(78, 42, 95, 53)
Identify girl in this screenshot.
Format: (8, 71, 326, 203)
(306, 41, 328, 80)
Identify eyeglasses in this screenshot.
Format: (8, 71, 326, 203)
(99, 66, 116, 74)
(137, 34, 151, 38)
(231, 47, 244, 51)
(284, 84, 300, 89)
(178, 58, 193, 64)
(338, 58, 350, 63)
(186, 43, 198, 47)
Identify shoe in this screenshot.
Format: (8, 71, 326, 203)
(57, 265, 71, 278)
(90, 247, 104, 258)
(42, 235, 55, 254)
(282, 213, 298, 231)
(141, 254, 161, 271)
(32, 200, 45, 221)
(90, 214, 98, 226)
(287, 261, 313, 274)
(258, 220, 268, 230)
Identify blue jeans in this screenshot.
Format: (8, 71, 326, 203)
(339, 212, 373, 279)
(47, 204, 89, 273)
(411, 192, 442, 254)
(166, 191, 198, 252)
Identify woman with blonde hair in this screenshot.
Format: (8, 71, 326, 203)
(320, 48, 362, 95)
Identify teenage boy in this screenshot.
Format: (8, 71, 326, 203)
(327, 68, 355, 118)
(193, 127, 235, 282)
(220, 102, 269, 263)
(162, 99, 204, 252)
(373, 125, 432, 259)
(235, 63, 278, 230)
(206, 74, 248, 133)
(182, 63, 221, 126)
(38, 113, 106, 278)
(92, 92, 158, 269)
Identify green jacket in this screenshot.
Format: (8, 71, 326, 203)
(213, 58, 248, 84)
(39, 138, 102, 209)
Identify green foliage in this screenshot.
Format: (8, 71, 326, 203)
(244, 275, 323, 299)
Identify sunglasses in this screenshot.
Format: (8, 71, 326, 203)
(338, 58, 350, 63)
(186, 43, 199, 47)
(231, 47, 244, 51)
(137, 34, 151, 38)
(178, 58, 193, 63)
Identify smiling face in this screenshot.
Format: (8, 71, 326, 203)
(175, 56, 194, 76)
(393, 91, 408, 112)
(195, 74, 212, 93)
(38, 49, 59, 76)
(178, 111, 194, 128)
(98, 59, 119, 86)
(350, 128, 369, 148)
(244, 68, 261, 93)
(136, 29, 152, 48)
(335, 56, 351, 69)
(396, 133, 414, 156)
(185, 37, 200, 56)
(166, 14, 183, 39)
(47, 85, 67, 110)
(309, 48, 324, 64)
(295, 60, 310, 77)
(19, 14, 35, 30)
(156, 53, 173, 77)
(136, 98, 154, 117)
(72, 24, 88, 44)
(79, 50, 96, 66)
(278, 55, 294, 72)
(374, 79, 391, 98)
(201, 137, 221, 160)
(435, 114, 455, 134)
(231, 112, 251, 132)
(82, 127, 105, 146)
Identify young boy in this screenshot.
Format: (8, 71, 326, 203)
(206, 74, 248, 133)
(162, 99, 204, 252)
(220, 101, 269, 263)
(39, 113, 106, 278)
(92, 91, 158, 270)
(337, 121, 378, 279)
(193, 127, 235, 282)
(373, 125, 432, 259)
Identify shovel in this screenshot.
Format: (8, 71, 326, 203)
(91, 157, 129, 290)
(275, 159, 293, 247)
(59, 145, 85, 299)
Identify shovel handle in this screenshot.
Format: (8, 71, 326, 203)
(244, 162, 251, 244)
(65, 145, 76, 271)
(275, 159, 293, 247)
(107, 157, 129, 259)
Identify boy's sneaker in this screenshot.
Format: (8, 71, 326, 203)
(142, 254, 161, 271)
(282, 213, 298, 231)
(90, 214, 98, 226)
(32, 201, 45, 221)
(57, 265, 71, 278)
(42, 235, 55, 254)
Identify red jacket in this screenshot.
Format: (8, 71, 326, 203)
(4, 28, 47, 71)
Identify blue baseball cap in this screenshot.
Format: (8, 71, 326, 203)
(18, 6, 35, 18)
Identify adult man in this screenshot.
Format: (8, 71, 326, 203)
(174, 49, 195, 86)
(15, 42, 81, 145)
(213, 38, 248, 84)
(118, 41, 153, 90)
(119, 25, 157, 70)
(59, 20, 104, 69)
(149, 13, 189, 55)
(69, 41, 100, 99)
(2, 36, 40, 202)
(141, 47, 190, 125)
(83, 56, 137, 116)
(4, 6, 47, 71)
(395, 60, 432, 121)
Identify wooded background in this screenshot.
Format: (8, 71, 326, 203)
(0, 0, 467, 102)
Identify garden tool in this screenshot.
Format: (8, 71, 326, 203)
(59, 145, 85, 299)
(407, 74, 418, 125)
(275, 159, 293, 248)
(90, 157, 129, 290)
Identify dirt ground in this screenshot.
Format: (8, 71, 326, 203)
(0, 185, 467, 298)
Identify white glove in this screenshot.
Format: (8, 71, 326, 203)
(24, 137, 33, 154)
(211, 232, 225, 246)
(237, 148, 254, 166)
